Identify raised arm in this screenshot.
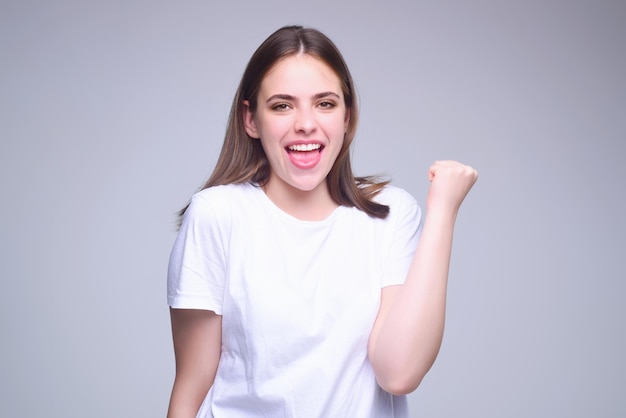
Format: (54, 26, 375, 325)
(368, 160, 478, 395)
(167, 308, 222, 418)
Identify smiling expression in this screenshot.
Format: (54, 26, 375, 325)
(244, 54, 349, 208)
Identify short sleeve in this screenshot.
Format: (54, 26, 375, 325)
(380, 189, 422, 287)
(167, 193, 227, 314)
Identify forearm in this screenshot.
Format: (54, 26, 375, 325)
(167, 376, 212, 418)
(370, 208, 457, 394)
(167, 308, 222, 418)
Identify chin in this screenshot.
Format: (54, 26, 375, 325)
(288, 178, 326, 193)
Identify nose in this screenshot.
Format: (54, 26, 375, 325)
(294, 108, 317, 134)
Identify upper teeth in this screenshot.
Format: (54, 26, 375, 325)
(288, 143, 321, 151)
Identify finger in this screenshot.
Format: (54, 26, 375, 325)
(434, 160, 459, 166)
(428, 161, 478, 183)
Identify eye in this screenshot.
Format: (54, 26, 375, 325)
(271, 103, 290, 111)
(318, 100, 336, 109)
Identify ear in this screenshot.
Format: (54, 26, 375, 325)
(243, 100, 260, 139)
(344, 107, 351, 133)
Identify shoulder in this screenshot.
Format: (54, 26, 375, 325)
(373, 185, 418, 210)
(194, 182, 258, 200)
(184, 183, 260, 224)
(191, 183, 258, 209)
(370, 185, 422, 231)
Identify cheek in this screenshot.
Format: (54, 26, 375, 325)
(261, 117, 292, 138)
(321, 113, 348, 133)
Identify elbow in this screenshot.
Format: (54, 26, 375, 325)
(369, 340, 439, 396)
(370, 354, 433, 395)
(377, 373, 425, 396)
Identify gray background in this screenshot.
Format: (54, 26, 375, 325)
(1, 0, 624, 417)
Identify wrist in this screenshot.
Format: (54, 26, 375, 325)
(424, 205, 458, 223)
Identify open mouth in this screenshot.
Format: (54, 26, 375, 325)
(285, 143, 324, 168)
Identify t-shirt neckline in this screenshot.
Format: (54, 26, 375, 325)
(248, 182, 345, 225)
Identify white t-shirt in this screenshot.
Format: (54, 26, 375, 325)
(168, 183, 422, 418)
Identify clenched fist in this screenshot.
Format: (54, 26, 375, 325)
(426, 160, 478, 213)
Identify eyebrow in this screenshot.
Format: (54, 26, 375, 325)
(265, 91, 341, 103)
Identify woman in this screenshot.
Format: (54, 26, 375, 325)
(167, 25, 477, 418)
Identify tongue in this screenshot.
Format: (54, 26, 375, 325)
(288, 150, 321, 169)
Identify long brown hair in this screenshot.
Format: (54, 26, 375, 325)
(179, 25, 389, 221)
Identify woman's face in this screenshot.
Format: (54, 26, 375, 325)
(244, 54, 349, 203)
